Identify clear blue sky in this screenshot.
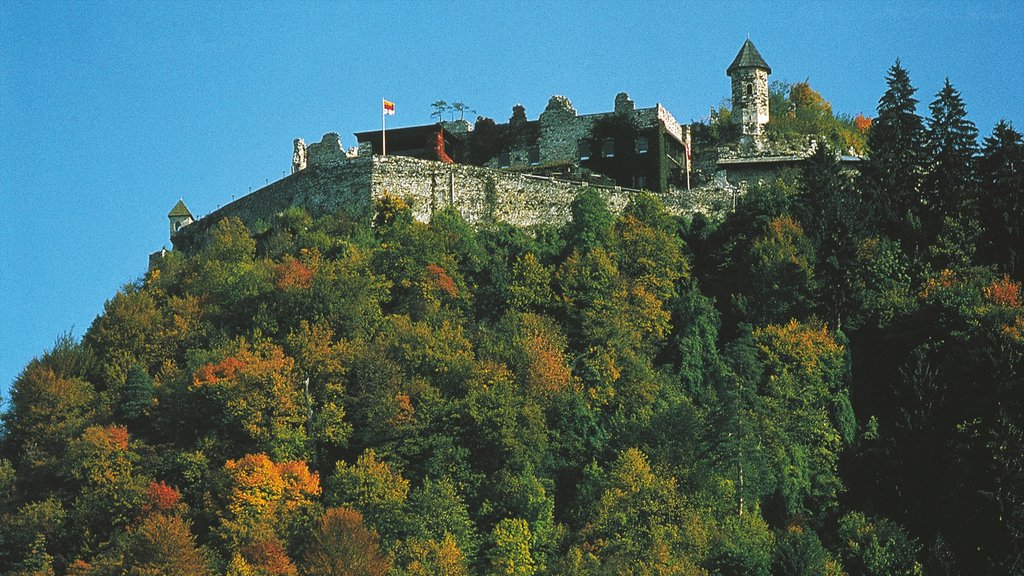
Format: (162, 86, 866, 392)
(2, 1, 1022, 399)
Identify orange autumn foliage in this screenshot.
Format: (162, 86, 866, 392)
(919, 269, 961, 300)
(223, 454, 321, 526)
(275, 257, 314, 290)
(103, 425, 130, 451)
(854, 114, 873, 134)
(983, 275, 1021, 308)
(193, 356, 246, 385)
(144, 481, 182, 514)
(754, 319, 844, 380)
(425, 263, 458, 297)
(522, 334, 574, 395)
(240, 537, 298, 576)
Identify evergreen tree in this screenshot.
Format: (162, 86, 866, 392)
(121, 364, 154, 423)
(924, 79, 980, 267)
(925, 78, 979, 221)
(863, 60, 928, 244)
(977, 121, 1024, 277)
(797, 143, 867, 329)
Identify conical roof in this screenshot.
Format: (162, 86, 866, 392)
(727, 39, 771, 75)
(168, 199, 192, 218)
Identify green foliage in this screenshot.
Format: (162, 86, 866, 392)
(766, 80, 867, 154)
(863, 60, 928, 244)
(488, 518, 536, 576)
(10, 76, 1024, 574)
(123, 513, 213, 576)
(837, 512, 922, 576)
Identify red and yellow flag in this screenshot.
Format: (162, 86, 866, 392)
(383, 99, 395, 115)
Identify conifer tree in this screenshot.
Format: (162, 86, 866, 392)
(121, 364, 154, 423)
(925, 78, 979, 221)
(977, 121, 1024, 277)
(864, 60, 928, 243)
(797, 143, 867, 328)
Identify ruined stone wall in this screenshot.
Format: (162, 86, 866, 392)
(171, 153, 717, 253)
(171, 158, 374, 250)
(538, 97, 592, 164)
(370, 155, 635, 227)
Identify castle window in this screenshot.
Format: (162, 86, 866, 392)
(578, 140, 590, 161)
(636, 136, 649, 155)
(499, 151, 510, 168)
(529, 146, 540, 165)
(602, 139, 615, 158)
(746, 83, 753, 97)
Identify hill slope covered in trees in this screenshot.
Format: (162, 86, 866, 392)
(2, 62, 1022, 576)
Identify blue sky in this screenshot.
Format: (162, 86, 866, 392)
(2, 1, 1022, 399)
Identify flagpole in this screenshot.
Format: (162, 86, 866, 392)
(382, 98, 387, 157)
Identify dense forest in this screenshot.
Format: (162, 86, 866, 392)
(2, 62, 1022, 576)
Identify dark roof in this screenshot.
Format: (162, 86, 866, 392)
(727, 39, 771, 75)
(168, 199, 192, 218)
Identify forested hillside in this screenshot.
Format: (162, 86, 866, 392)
(2, 62, 1022, 576)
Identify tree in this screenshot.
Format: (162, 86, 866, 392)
(837, 512, 922, 576)
(566, 189, 614, 253)
(121, 364, 154, 422)
(796, 142, 868, 328)
(745, 215, 817, 325)
(925, 79, 978, 218)
(924, 79, 979, 265)
(863, 60, 928, 243)
(977, 121, 1024, 277)
(431, 101, 450, 123)
(123, 514, 213, 576)
(219, 453, 321, 549)
(301, 507, 392, 576)
(580, 448, 708, 573)
(327, 449, 410, 544)
(488, 518, 537, 576)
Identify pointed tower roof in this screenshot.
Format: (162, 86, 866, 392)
(727, 39, 771, 75)
(168, 199, 193, 218)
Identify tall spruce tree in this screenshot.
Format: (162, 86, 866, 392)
(977, 121, 1024, 277)
(863, 60, 928, 244)
(926, 79, 979, 219)
(797, 143, 866, 329)
(924, 79, 980, 267)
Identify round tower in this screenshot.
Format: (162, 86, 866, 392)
(727, 39, 772, 140)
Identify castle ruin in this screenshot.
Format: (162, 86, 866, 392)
(157, 40, 852, 258)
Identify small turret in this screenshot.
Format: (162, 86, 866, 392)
(168, 199, 193, 238)
(727, 39, 772, 141)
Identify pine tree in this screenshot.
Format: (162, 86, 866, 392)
(121, 364, 154, 422)
(926, 78, 979, 220)
(977, 121, 1024, 277)
(797, 143, 867, 329)
(863, 60, 928, 243)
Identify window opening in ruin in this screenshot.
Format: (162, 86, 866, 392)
(529, 146, 540, 165)
(636, 136, 649, 155)
(499, 151, 510, 168)
(746, 84, 753, 97)
(602, 139, 615, 158)
(579, 140, 590, 160)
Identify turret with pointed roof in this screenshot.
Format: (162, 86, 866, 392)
(727, 39, 772, 141)
(168, 199, 194, 238)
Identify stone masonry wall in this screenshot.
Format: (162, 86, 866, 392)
(171, 153, 724, 252)
(371, 155, 635, 227)
(172, 158, 374, 250)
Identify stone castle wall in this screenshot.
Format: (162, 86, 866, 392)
(172, 154, 662, 250)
